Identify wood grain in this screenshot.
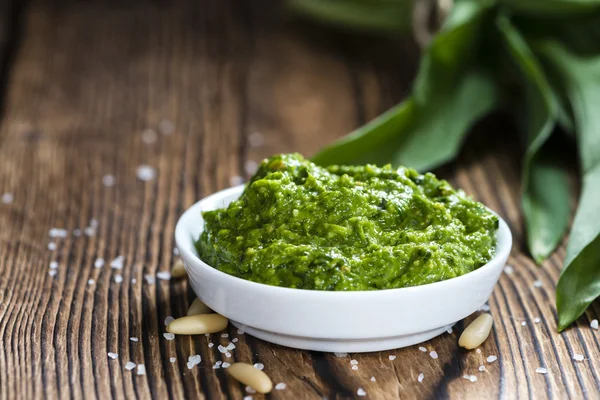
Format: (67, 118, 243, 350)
(0, 0, 599, 399)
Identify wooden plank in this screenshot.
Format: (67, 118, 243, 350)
(0, 0, 599, 398)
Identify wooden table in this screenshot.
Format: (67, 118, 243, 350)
(1, 0, 599, 398)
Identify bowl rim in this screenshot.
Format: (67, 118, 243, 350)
(175, 184, 512, 298)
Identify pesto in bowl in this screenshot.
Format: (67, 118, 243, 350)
(196, 153, 498, 291)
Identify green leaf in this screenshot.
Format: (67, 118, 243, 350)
(497, 16, 570, 262)
(501, 0, 600, 16)
(286, 0, 412, 34)
(534, 41, 600, 330)
(312, 0, 497, 170)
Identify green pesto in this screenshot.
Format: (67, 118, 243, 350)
(197, 154, 498, 291)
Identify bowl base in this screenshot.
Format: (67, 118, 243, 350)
(231, 321, 454, 353)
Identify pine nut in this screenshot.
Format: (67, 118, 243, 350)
(171, 259, 187, 278)
(227, 362, 273, 394)
(188, 297, 212, 316)
(458, 313, 494, 349)
(167, 314, 228, 335)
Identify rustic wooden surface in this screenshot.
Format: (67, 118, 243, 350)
(0, 0, 599, 399)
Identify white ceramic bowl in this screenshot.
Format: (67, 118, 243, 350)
(175, 185, 512, 353)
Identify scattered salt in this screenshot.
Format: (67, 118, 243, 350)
(232, 338, 239, 343)
(165, 316, 174, 326)
(218, 345, 227, 353)
(108, 352, 118, 359)
(49, 261, 58, 269)
(136, 165, 157, 181)
(591, 319, 599, 330)
(137, 364, 146, 375)
(389, 355, 396, 361)
(163, 333, 175, 341)
(187, 362, 195, 370)
(253, 363, 264, 370)
(370, 377, 376, 382)
(521, 321, 527, 326)
(131, 278, 137, 284)
(141, 129, 158, 144)
(170, 357, 176, 363)
(110, 256, 124, 269)
(479, 365, 486, 372)
(275, 382, 286, 390)
(476, 349, 482, 354)
(469, 375, 478, 382)
(48, 270, 57, 277)
(357, 388, 366, 397)
(573, 353, 584, 362)
(48, 242, 57, 251)
(130, 337, 139, 342)
(158, 119, 175, 135)
(114, 274, 123, 283)
(102, 175, 116, 187)
(225, 352, 231, 358)
(418, 347, 427, 352)
(144, 274, 155, 284)
(157, 271, 171, 281)
(447, 327, 453, 334)
(84, 227, 96, 237)
(533, 280, 542, 288)
(221, 333, 229, 338)
(94, 258, 105, 268)
(243, 396, 252, 400)
(237, 329, 245, 335)
(208, 342, 214, 348)
(88, 279, 95, 285)
(479, 304, 491, 312)
(125, 362, 136, 371)
(226, 343, 236, 351)
(504, 265, 514, 275)
(418, 373, 424, 383)
(334, 352, 348, 358)
(430, 351, 438, 359)
(352, 365, 358, 370)
(89, 219, 99, 228)
(487, 356, 497, 363)
(188, 355, 201, 364)
(536, 367, 548, 374)
(2, 193, 13, 204)
(49, 228, 68, 238)
(246, 386, 256, 394)
(222, 362, 230, 368)
(534, 317, 541, 324)
(350, 360, 358, 365)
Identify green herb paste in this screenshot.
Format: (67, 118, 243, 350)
(197, 153, 498, 290)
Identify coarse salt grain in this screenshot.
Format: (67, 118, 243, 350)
(533, 280, 542, 288)
(469, 375, 478, 382)
(534, 317, 541, 324)
(163, 333, 175, 341)
(352, 365, 358, 370)
(418, 347, 427, 352)
(253, 363, 264, 370)
(208, 342, 214, 348)
(88, 279, 95, 285)
(573, 354, 584, 362)
(49, 228, 68, 238)
(137, 364, 146, 375)
(2, 193, 13, 204)
(102, 175, 116, 187)
(357, 388, 366, 397)
(243, 396, 252, 400)
(165, 316, 174, 326)
(246, 386, 256, 394)
(136, 165, 157, 181)
(487, 356, 497, 363)
(350, 360, 358, 365)
(370, 377, 376, 382)
(125, 361, 136, 371)
(89, 219, 99, 228)
(114, 274, 123, 283)
(142, 129, 158, 144)
(230, 176, 244, 186)
(94, 258, 105, 268)
(591, 319, 599, 330)
(536, 367, 548, 374)
(48, 242, 57, 251)
(84, 227, 96, 237)
(237, 329, 245, 335)
(504, 265, 514, 274)
(430, 351, 438, 359)
(144, 274, 155, 285)
(110, 256, 124, 269)
(334, 352, 348, 358)
(226, 343, 236, 351)
(479, 365, 486, 372)
(49, 261, 58, 269)
(221, 333, 229, 338)
(158, 119, 175, 135)
(157, 271, 171, 281)
(130, 337, 138, 342)
(218, 345, 227, 353)
(108, 352, 118, 359)
(232, 338, 239, 343)
(521, 321, 527, 326)
(48, 270, 57, 277)
(275, 382, 286, 390)
(170, 357, 176, 363)
(479, 304, 491, 312)
(188, 355, 201, 364)
(187, 361, 195, 370)
(476, 349, 482, 354)
(463, 375, 470, 380)
(222, 362, 230, 368)
(131, 278, 137, 284)
(389, 355, 396, 361)
(447, 327, 453, 334)
(418, 373, 424, 383)
(225, 352, 231, 358)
